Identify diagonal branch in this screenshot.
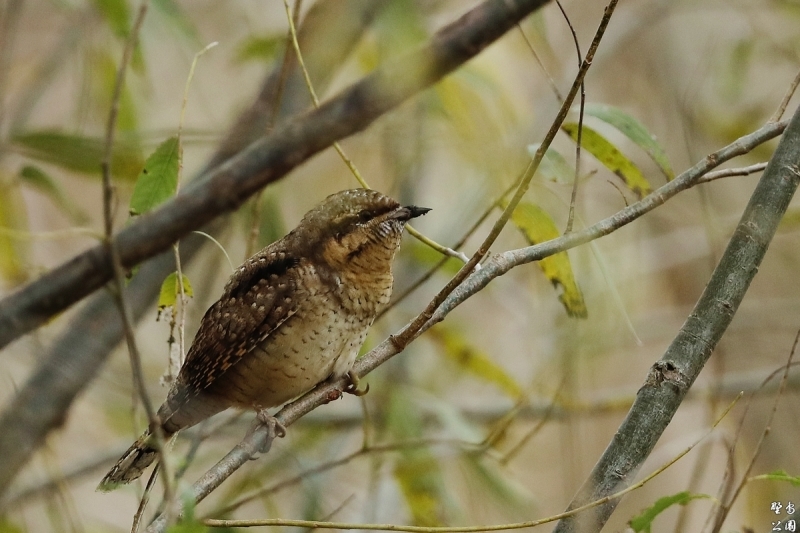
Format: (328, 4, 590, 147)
(0, 0, 552, 350)
(552, 109, 800, 532)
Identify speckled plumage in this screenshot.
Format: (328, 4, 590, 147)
(98, 189, 430, 490)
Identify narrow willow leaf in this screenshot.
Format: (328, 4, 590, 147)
(151, 0, 200, 44)
(580, 103, 674, 180)
(407, 237, 463, 277)
(12, 130, 143, 181)
(158, 272, 193, 310)
(91, 48, 140, 131)
(629, 492, 711, 533)
(721, 39, 754, 101)
(430, 325, 523, 398)
(90, 0, 145, 71)
(387, 389, 445, 527)
(528, 143, 576, 184)
(129, 136, 180, 216)
(19, 165, 88, 223)
(0, 517, 25, 533)
(0, 181, 28, 284)
(234, 34, 284, 63)
(507, 202, 587, 318)
(256, 192, 286, 248)
(394, 455, 444, 526)
(460, 454, 533, 512)
(92, 0, 129, 39)
(750, 469, 800, 486)
(562, 122, 652, 197)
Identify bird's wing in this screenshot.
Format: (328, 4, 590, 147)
(177, 250, 303, 397)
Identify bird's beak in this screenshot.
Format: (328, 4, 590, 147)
(392, 205, 432, 221)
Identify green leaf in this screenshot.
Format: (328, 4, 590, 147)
(158, 272, 193, 309)
(0, 517, 26, 533)
(407, 237, 463, 277)
(507, 202, 587, 318)
(234, 34, 284, 63)
(151, 0, 200, 44)
(721, 39, 754, 101)
(19, 165, 89, 223)
(386, 388, 446, 527)
(459, 453, 532, 512)
(0, 180, 29, 284)
(129, 136, 180, 216)
(562, 122, 652, 197)
(12, 130, 143, 181)
(750, 469, 800, 486)
(528, 143, 576, 184)
(92, 0, 130, 39)
(91, 0, 145, 71)
(580, 103, 674, 180)
(430, 325, 523, 398)
(629, 492, 711, 533)
(256, 192, 286, 248)
(394, 454, 444, 526)
(90, 48, 140, 131)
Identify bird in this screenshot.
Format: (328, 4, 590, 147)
(98, 188, 430, 491)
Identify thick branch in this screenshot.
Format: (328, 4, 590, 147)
(0, 0, 552, 350)
(553, 110, 800, 532)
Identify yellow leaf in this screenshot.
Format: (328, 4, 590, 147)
(562, 122, 652, 197)
(507, 202, 587, 318)
(430, 325, 523, 398)
(0, 180, 29, 285)
(394, 456, 442, 527)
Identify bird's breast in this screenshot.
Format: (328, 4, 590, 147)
(207, 263, 384, 409)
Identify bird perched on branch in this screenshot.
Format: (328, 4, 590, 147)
(98, 188, 430, 491)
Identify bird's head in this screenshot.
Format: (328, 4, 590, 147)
(296, 189, 430, 271)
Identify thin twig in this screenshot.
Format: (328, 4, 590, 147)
(202, 397, 739, 532)
(98, 0, 176, 511)
(696, 162, 767, 184)
(769, 66, 800, 123)
(205, 438, 478, 519)
(391, 0, 619, 351)
(516, 23, 563, 102)
(167, 41, 218, 380)
(556, 0, 584, 234)
(380, 184, 515, 320)
(709, 328, 800, 532)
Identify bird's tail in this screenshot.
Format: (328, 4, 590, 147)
(97, 430, 167, 492)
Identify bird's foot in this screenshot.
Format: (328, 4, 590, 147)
(344, 370, 369, 397)
(250, 409, 286, 455)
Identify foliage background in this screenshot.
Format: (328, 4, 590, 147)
(1, 0, 799, 531)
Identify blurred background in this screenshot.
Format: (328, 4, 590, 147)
(1, 0, 800, 531)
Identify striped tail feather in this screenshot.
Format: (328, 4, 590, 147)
(97, 431, 161, 492)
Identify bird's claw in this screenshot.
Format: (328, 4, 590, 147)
(251, 409, 287, 454)
(344, 370, 369, 397)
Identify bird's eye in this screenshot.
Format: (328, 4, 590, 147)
(357, 210, 372, 222)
